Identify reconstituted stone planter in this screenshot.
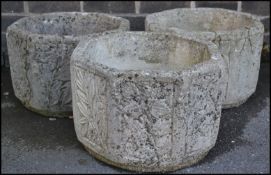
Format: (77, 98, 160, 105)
(145, 8, 264, 108)
(71, 32, 226, 172)
(6, 12, 130, 117)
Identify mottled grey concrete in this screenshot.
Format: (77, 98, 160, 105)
(1, 61, 269, 174)
(70, 32, 226, 172)
(1, 61, 269, 173)
(6, 12, 130, 117)
(145, 8, 265, 109)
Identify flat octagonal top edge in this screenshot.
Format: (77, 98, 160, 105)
(7, 12, 130, 42)
(71, 31, 224, 82)
(145, 8, 264, 41)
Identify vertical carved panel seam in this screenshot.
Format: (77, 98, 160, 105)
(74, 65, 105, 151)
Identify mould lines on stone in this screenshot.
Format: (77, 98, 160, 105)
(74, 65, 106, 151)
(170, 81, 175, 159)
(58, 79, 71, 105)
(118, 79, 160, 165)
(144, 99, 160, 166)
(239, 29, 253, 55)
(207, 74, 221, 132)
(73, 62, 108, 80)
(62, 55, 70, 106)
(219, 29, 256, 102)
(183, 78, 191, 156)
(220, 39, 232, 101)
(23, 34, 32, 102)
(170, 79, 181, 160)
(47, 41, 63, 108)
(187, 73, 216, 153)
(247, 29, 254, 54)
(211, 30, 259, 50)
(51, 41, 72, 107)
(9, 31, 27, 101)
(151, 81, 173, 165)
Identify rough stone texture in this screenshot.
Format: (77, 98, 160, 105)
(1, 61, 270, 173)
(70, 32, 226, 172)
(145, 8, 265, 109)
(6, 12, 130, 117)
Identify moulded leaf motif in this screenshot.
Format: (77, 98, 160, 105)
(74, 67, 106, 150)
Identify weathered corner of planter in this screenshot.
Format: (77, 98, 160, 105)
(6, 12, 130, 117)
(145, 8, 265, 109)
(70, 32, 225, 172)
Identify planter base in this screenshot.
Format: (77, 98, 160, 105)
(83, 144, 210, 173)
(21, 100, 72, 118)
(222, 95, 250, 109)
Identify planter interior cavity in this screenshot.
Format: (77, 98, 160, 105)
(83, 32, 211, 71)
(6, 12, 130, 117)
(146, 8, 264, 108)
(71, 32, 226, 172)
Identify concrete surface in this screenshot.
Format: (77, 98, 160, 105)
(70, 32, 226, 172)
(145, 8, 265, 109)
(1, 62, 270, 173)
(6, 12, 129, 117)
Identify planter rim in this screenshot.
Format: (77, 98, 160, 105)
(7, 12, 130, 42)
(71, 31, 224, 81)
(146, 8, 264, 40)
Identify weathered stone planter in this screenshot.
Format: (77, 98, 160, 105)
(71, 32, 226, 172)
(6, 12, 130, 117)
(145, 8, 264, 108)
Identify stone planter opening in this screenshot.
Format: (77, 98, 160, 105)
(145, 8, 264, 108)
(71, 32, 226, 172)
(6, 12, 130, 117)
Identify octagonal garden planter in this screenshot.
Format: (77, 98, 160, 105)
(70, 32, 226, 172)
(145, 8, 264, 108)
(6, 12, 130, 117)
